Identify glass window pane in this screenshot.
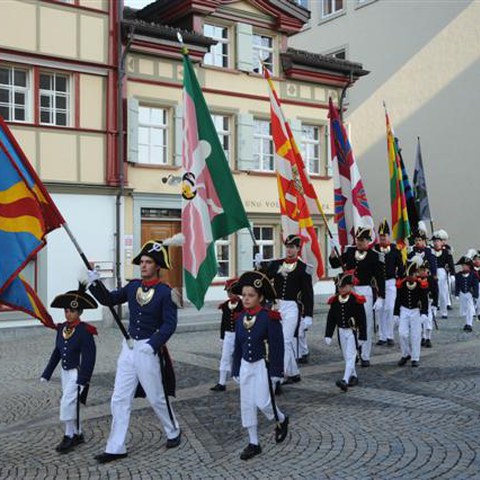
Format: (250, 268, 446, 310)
(40, 74, 51, 90)
(263, 245, 274, 258)
(14, 70, 27, 87)
(40, 95, 50, 108)
(0, 89, 9, 103)
(253, 227, 260, 238)
(0, 105, 9, 120)
(139, 145, 149, 164)
(138, 126, 149, 144)
(139, 106, 150, 124)
(263, 228, 273, 240)
(150, 108, 164, 125)
(40, 110, 50, 123)
(56, 112, 66, 125)
(0, 68, 10, 85)
(56, 76, 67, 92)
(15, 108, 25, 121)
(14, 92, 25, 105)
(56, 95, 66, 109)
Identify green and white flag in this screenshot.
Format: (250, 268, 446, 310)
(181, 50, 250, 309)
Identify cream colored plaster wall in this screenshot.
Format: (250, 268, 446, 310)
(39, 131, 77, 182)
(39, 6, 77, 58)
(0, 1, 36, 51)
(79, 135, 104, 183)
(80, 74, 105, 130)
(78, 0, 108, 11)
(10, 127, 37, 171)
(80, 14, 107, 63)
(123, 195, 134, 279)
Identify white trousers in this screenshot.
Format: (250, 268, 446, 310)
(297, 318, 309, 357)
(437, 268, 449, 316)
(378, 279, 397, 341)
(398, 307, 422, 362)
(279, 300, 300, 377)
(239, 359, 283, 428)
(459, 292, 475, 326)
(105, 339, 180, 454)
(339, 328, 357, 382)
(354, 286, 373, 361)
(60, 369, 79, 422)
(422, 299, 433, 339)
(218, 331, 235, 383)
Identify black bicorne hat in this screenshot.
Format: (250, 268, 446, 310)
(378, 218, 390, 236)
(335, 271, 355, 288)
(456, 256, 473, 267)
(230, 271, 277, 300)
(132, 234, 184, 270)
(355, 227, 372, 241)
(50, 282, 98, 310)
(284, 234, 302, 248)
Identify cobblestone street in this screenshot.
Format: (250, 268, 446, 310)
(0, 305, 479, 479)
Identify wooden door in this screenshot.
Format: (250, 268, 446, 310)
(141, 221, 182, 290)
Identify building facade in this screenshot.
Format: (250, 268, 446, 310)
(0, 0, 367, 325)
(291, 0, 480, 256)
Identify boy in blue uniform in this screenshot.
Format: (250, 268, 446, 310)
(455, 255, 479, 332)
(88, 235, 182, 463)
(324, 272, 367, 391)
(41, 283, 98, 453)
(211, 277, 243, 392)
(231, 271, 289, 460)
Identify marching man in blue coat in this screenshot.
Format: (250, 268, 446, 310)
(455, 255, 479, 332)
(231, 271, 289, 460)
(88, 235, 182, 463)
(41, 283, 98, 453)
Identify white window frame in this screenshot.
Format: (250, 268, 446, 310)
(204, 24, 230, 68)
(253, 118, 274, 172)
(253, 225, 275, 266)
(138, 105, 169, 166)
(301, 123, 322, 175)
(39, 71, 71, 126)
(215, 236, 231, 279)
(252, 34, 274, 73)
(211, 113, 232, 165)
(0, 65, 31, 123)
(322, 0, 344, 18)
(296, 0, 309, 8)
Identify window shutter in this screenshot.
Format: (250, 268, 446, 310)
(174, 104, 183, 167)
(325, 123, 332, 176)
(127, 97, 139, 163)
(236, 113, 255, 171)
(236, 225, 254, 275)
(327, 220, 341, 278)
(236, 23, 253, 72)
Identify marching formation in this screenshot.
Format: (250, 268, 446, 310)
(38, 221, 479, 462)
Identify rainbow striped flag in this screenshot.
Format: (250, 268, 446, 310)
(0, 116, 64, 295)
(385, 107, 410, 248)
(264, 66, 324, 279)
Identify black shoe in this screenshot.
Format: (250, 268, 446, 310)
(421, 338, 426, 347)
(284, 375, 301, 384)
(55, 436, 75, 453)
(376, 340, 387, 346)
(297, 354, 309, 364)
(360, 359, 370, 368)
(387, 339, 395, 346)
(348, 376, 359, 387)
(95, 452, 128, 463)
(274, 382, 283, 396)
(425, 339, 432, 348)
(275, 415, 289, 443)
(72, 433, 85, 446)
(441, 314, 448, 319)
(463, 325, 472, 332)
(336, 379, 348, 392)
(477, 315, 480, 321)
(210, 383, 226, 392)
(447, 305, 453, 311)
(398, 355, 411, 366)
(411, 360, 419, 367)
(166, 430, 181, 449)
(240, 443, 262, 460)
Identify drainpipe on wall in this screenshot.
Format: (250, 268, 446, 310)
(115, 1, 134, 320)
(339, 69, 354, 123)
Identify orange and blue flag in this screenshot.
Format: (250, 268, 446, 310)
(0, 275, 56, 329)
(0, 116, 64, 294)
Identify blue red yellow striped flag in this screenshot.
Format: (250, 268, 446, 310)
(0, 116, 64, 294)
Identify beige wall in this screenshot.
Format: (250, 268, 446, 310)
(0, 0, 109, 64)
(291, 0, 480, 255)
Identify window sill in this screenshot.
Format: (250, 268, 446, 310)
(355, 0, 379, 10)
(128, 163, 179, 170)
(243, 170, 276, 177)
(201, 64, 242, 75)
(318, 10, 347, 26)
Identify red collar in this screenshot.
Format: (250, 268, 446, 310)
(283, 257, 298, 264)
(66, 319, 81, 328)
(246, 305, 262, 315)
(142, 278, 161, 287)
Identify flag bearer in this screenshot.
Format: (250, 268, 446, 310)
(210, 278, 243, 392)
(231, 271, 289, 460)
(329, 227, 385, 367)
(88, 236, 182, 463)
(324, 272, 367, 391)
(395, 257, 429, 367)
(41, 283, 98, 453)
(431, 230, 455, 318)
(373, 219, 404, 346)
(455, 255, 479, 332)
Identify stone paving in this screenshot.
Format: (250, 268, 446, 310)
(0, 303, 479, 479)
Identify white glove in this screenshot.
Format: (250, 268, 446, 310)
(303, 316, 313, 329)
(232, 376, 240, 384)
(87, 269, 100, 285)
(270, 376, 282, 384)
(254, 252, 263, 269)
(324, 337, 332, 346)
(455, 296, 459, 300)
(40, 377, 48, 383)
(138, 343, 155, 355)
(373, 298, 384, 311)
(77, 384, 85, 394)
(393, 315, 400, 327)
